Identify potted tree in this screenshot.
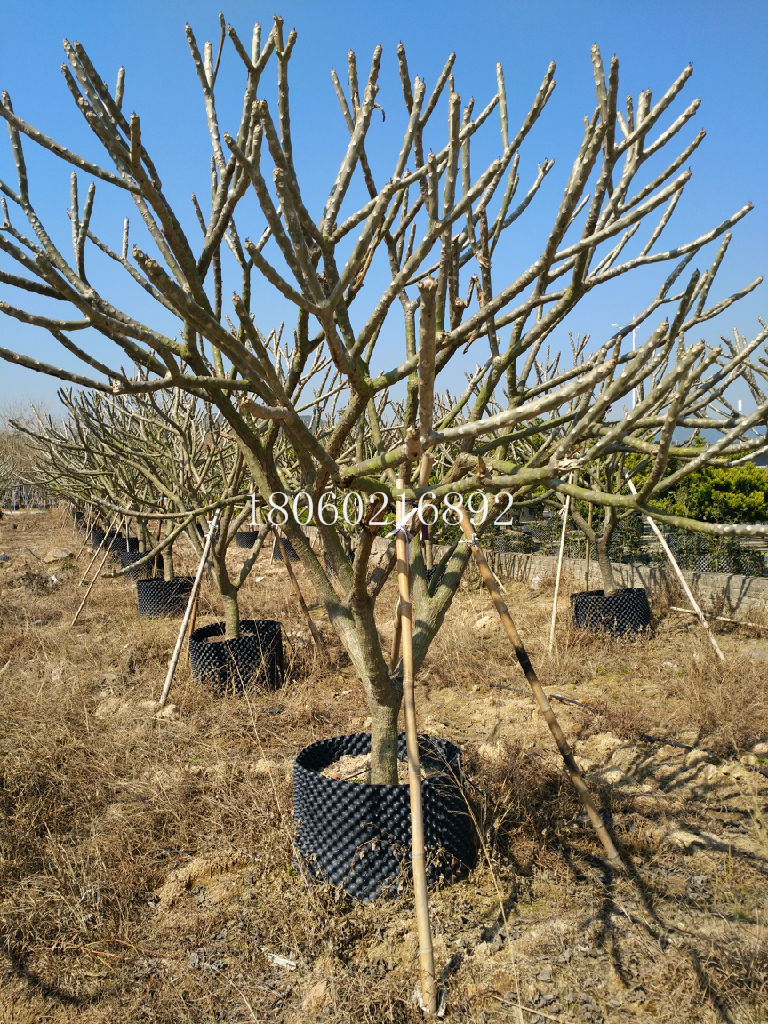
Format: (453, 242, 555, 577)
(2, 18, 768, 944)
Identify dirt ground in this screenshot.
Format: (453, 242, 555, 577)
(0, 508, 766, 1023)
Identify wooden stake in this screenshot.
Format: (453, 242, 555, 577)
(389, 597, 403, 674)
(670, 606, 768, 630)
(548, 489, 572, 653)
(274, 532, 329, 664)
(79, 512, 119, 585)
(394, 493, 437, 1015)
(185, 589, 200, 666)
(158, 510, 220, 709)
(71, 547, 112, 626)
(457, 507, 623, 870)
(625, 478, 725, 662)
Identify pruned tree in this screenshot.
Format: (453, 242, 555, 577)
(22, 386, 268, 629)
(0, 18, 766, 782)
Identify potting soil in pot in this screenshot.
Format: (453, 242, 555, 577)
(293, 731, 477, 901)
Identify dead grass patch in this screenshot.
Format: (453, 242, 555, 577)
(0, 510, 766, 1022)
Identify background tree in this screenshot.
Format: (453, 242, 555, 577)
(21, 386, 269, 630)
(0, 19, 767, 781)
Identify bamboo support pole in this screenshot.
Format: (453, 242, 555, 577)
(71, 546, 112, 626)
(457, 507, 623, 870)
(625, 478, 725, 662)
(418, 277, 437, 575)
(274, 532, 329, 664)
(394, 496, 437, 1015)
(389, 597, 403, 673)
(669, 606, 768, 630)
(73, 505, 95, 560)
(79, 511, 119, 585)
(185, 589, 200, 666)
(157, 510, 220, 709)
(548, 489, 572, 653)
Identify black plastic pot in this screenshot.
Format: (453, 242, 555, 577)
(89, 526, 106, 548)
(273, 536, 299, 561)
(571, 587, 652, 637)
(104, 532, 139, 554)
(188, 618, 284, 694)
(293, 732, 477, 902)
(119, 549, 164, 581)
(235, 530, 262, 549)
(136, 576, 194, 618)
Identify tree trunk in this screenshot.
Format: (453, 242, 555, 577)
(222, 588, 240, 639)
(369, 695, 400, 786)
(595, 536, 618, 595)
(211, 550, 240, 639)
(163, 544, 174, 581)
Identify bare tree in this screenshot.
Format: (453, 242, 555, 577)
(0, 18, 766, 781)
(22, 387, 268, 629)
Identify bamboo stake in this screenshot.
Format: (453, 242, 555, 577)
(71, 546, 112, 626)
(418, 277, 437, 575)
(625, 478, 725, 662)
(389, 597, 403, 673)
(669, 606, 768, 630)
(394, 491, 437, 1015)
(274, 531, 329, 664)
(157, 510, 220, 709)
(185, 589, 200, 666)
(457, 507, 623, 870)
(548, 488, 572, 653)
(73, 505, 95, 560)
(79, 511, 119, 585)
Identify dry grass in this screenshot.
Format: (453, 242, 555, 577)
(0, 508, 766, 1023)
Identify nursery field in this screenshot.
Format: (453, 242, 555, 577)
(0, 507, 766, 1024)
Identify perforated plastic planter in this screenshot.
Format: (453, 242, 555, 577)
(293, 732, 477, 902)
(188, 618, 284, 694)
(571, 587, 652, 637)
(235, 530, 261, 549)
(89, 526, 105, 548)
(273, 536, 299, 561)
(119, 549, 163, 581)
(136, 576, 194, 618)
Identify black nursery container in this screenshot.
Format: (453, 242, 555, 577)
(119, 549, 163, 581)
(273, 536, 299, 561)
(89, 526, 106, 548)
(136, 576, 194, 618)
(571, 587, 652, 637)
(293, 732, 477, 902)
(235, 530, 262, 549)
(188, 618, 284, 694)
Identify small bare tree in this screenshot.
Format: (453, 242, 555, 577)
(22, 387, 268, 630)
(0, 19, 766, 782)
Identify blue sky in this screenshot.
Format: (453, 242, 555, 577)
(0, 0, 766, 411)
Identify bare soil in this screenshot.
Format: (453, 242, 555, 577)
(0, 508, 766, 1023)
